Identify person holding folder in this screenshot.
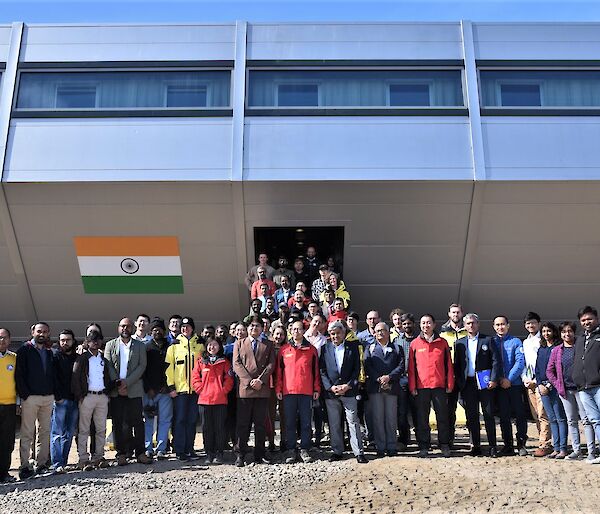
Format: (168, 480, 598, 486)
(454, 313, 500, 457)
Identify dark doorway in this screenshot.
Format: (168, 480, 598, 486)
(253, 226, 345, 276)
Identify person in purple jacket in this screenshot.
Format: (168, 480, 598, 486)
(535, 322, 567, 458)
(547, 321, 596, 461)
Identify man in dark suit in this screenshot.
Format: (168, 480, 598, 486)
(319, 320, 368, 463)
(233, 316, 275, 467)
(454, 313, 500, 457)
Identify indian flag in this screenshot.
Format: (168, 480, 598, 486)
(74, 236, 184, 294)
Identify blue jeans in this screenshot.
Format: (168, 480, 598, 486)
(172, 393, 198, 456)
(50, 399, 78, 468)
(143, 393, 173, 454)
(539, 388, 567, 452)
(283, 394, 312, 450)
(579, 385, 600, 447)
(559, 389, 595, 453)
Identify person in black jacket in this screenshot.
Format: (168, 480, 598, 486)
(320, 320, 367, 464)
(15, 322, 55, 479)
(573, 305, 600, 464)
(50, 329, 78, 473)
(143, 318, 173, 460)
(454, 313, 500, 457)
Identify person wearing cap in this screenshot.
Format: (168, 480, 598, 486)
(72, 330, 112, 471)
(104, 318, 152, 466)
(143, 318, 172, 460)
(311, 264, 331, 303)
(165, 317, 205, 461)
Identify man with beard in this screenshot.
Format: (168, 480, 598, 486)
(273, 256, 295, 288)
(104, 318, 152, 466)
(50, 329, 79, 473)
(15, 322, 55, 478)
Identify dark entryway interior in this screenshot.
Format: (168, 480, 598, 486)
(254, 226, 345, 276)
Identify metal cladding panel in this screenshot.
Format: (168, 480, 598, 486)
(243, 117, 473, 181)
(482, 118, 600, 180)
(473, 23, 600, 60)
(0, 26, 11, 62)
(247, 23, 463, 60)
(4, 118, 233, 182)
(20, 24, 236, 62)
(3, 182, 240, 330)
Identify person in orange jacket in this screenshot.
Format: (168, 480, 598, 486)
(408, 314, 455, 458)
(276, 320, 321, 464)
(191, 338, 234, 465)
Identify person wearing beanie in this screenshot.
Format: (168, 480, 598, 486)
(142, 318, 172, 460)
(165, 316, 205, 461)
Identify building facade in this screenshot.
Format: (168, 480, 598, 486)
(0, 21, 599, 337)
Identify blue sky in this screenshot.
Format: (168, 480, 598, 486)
(1, 0, 600, 24)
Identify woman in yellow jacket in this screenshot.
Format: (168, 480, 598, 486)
(165, 317, 205, 461)
(320, 273, 351, 309)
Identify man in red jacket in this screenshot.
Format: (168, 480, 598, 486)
(276, 320, 321, 464)
(408, 314, 455, 458)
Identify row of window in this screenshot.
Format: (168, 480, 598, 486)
(5, 68, 600, 113)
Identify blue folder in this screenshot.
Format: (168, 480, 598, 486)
(476, 369, 492, 390)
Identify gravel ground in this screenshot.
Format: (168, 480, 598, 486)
(1, 428, 598, 513)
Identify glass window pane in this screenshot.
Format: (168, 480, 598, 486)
(389, 84, 430, 106)
(480, 70, 600, 107)
(16, 70, 231, 110)
(278, 84, 319, 106)
(248, 70, 463, 108)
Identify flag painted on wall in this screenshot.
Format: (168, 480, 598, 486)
(74, 236, 184, 294)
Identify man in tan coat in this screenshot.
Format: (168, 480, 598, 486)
(233, 316, 275, 467)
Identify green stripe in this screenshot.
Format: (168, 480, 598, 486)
(82, 276, 183, 294)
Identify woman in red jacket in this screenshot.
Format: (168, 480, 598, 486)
(191, 338, 234, 465)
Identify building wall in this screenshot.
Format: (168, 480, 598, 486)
(0, 22, 600, 337)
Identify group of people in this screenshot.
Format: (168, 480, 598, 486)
(1, 248, 600, 484)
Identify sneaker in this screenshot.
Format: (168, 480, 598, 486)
(255, 455, 272, 465)
(117, 455, 129, 466)
(156, 451, 167, 461)
(93, 458, 110, 469)
(284, 450, 297, 464)
(518, 447, 529, 457)
(586, 453, 597, 464)
(300, 449, 313, 463)
(566, 450, 582, 460)
(53, 466, 66, 474)
(187, 452, 201, 461)
(441, 445, 451, 458)
(418, 449, 429, 458)
(76, 461, 92, 471)
(18, 467, 34, 480)
(137, 453, 153, 465)
(34, 464, 49, 475)
(590, 456, 600, 464)
(213, 453, 224, 465)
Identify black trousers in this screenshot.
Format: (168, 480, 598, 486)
(415, 388, 450, 449)
(200, 404, 227, 455)
(447, 387, 459, 442)
(0, 404, 16, 477)
(398, 387, 418, 446)
(110, 396, 145, 457)
(235, 397, 268, 458)
(461, 378, 497, 448)
(496, 385, 528, 448)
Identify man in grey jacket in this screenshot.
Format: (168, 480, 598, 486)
(104, 318, 152, 466)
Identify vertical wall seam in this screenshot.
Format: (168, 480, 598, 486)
(0, 22, 39, 326)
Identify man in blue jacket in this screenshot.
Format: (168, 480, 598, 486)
(492, 315, 528, 456)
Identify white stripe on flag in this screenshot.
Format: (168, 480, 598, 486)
(77, 256, 182, 277)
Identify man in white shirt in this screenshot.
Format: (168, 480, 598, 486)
(132, 313, 152, 344)
(521, 312, 552, 456)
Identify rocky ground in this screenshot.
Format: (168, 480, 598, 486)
(1, 428, 598, 513)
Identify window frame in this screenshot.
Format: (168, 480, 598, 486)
(496, 79, 544, 107)
(478, 65, 600, 115)
(274, 78, 322, 108)
(164, 82, 211, 108)
(13, 65, 234, 118)
(245, 65, 468, 116)
(55, 82, 99, 109)
(385, 78, 435, 107)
